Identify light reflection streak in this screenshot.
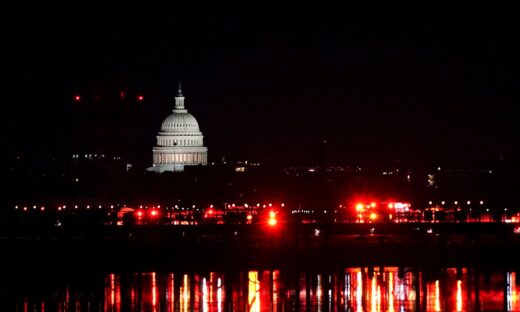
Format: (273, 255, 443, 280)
(152, 272, 157, 311)
(181, 274, 189, 312)
(209, 274, 213, 311)
(388, 272, 395, 312)
(16, 266, 520, 312)
(170, 274, 174, 312)
(273, 270, 279, 310)
(512, 272, 518, 307)
(248, 271, 260, 312)
(105, 273, 121, 312)
(131, 287, 135, 311)
(217, 277, 222, 312)
(202, 277, 208, 312)
(345, 273, 351, 306)
(317, 274, 322, 298)
(317, 274, 322, 312)
(371, 276, 377, 312)
(356, 271, 363, 312)
(435, 280, 441, 312)
(110, 274, 115, 310)
(456, 280, 462, 311)
(378, 284, 382, 311)
(507, 272, 513, 311)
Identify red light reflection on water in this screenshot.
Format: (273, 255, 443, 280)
(151, 272, 157, 311)
(248, 271, 260, 312)
(104, 273, 120, 312)
(8, 268, 520, 312)
(168, 273, 174, 312)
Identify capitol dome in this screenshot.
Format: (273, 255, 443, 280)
(147, 84, 208, 172)
(160, 113, 201, 133)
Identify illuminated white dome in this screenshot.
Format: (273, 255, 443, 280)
(148, 84, 208, 172)
(160, 112, 201, 134)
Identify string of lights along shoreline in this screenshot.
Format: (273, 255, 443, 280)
(148, 83, 208, 172)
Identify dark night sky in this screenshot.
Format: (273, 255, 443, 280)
(3, 2, 518, 168)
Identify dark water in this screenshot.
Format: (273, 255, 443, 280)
(1, 267, 519, 311)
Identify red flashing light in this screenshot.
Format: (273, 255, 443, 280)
(74, 95, 81, 101)
(388, 203, 394, 209)
(356, 203, 364, 212)
(137, 211, 143, 217)
(267, 210, 278, 227)
(151, 210, 158, 217)
(208, 209, 213, 215)
(137, 95, 144, 101)
(370, 202, 376, 208)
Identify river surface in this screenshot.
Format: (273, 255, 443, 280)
(1, 266, 519, 311)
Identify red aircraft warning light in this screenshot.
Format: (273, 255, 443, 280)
(137, 95, 144, 101)
(267, 210, 278, 226)
(74, 95, 81, 101)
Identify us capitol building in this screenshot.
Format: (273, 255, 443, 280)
(147, 84, 208, 172)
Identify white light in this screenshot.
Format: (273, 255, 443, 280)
(467, 201, 471, 205)
(428, 201, 432, 205)
(454, 201, 458, 205)
(480, 201, 484, 205)
(441, 201, 445, 205)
